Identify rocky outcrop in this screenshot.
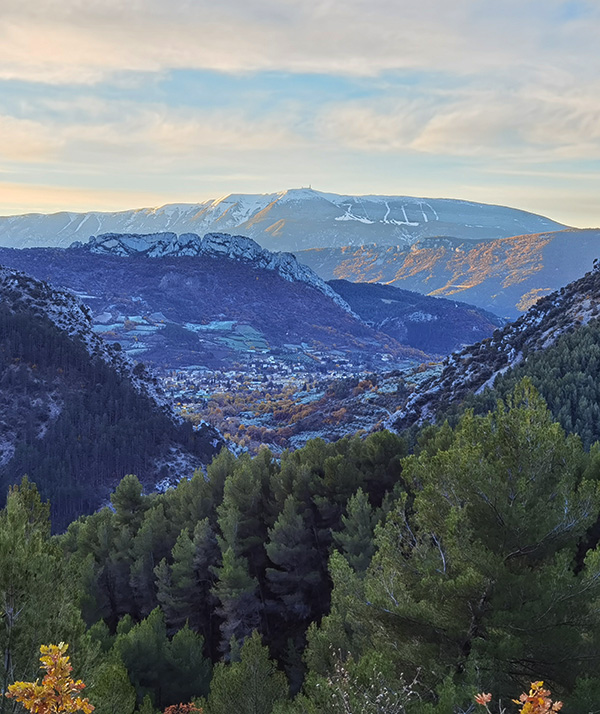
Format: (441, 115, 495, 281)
(72, 231, 356, 314)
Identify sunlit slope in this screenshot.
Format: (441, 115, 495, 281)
(298, 228, 600, 318)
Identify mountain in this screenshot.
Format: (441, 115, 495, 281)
(298, 228, 600, 319)
(0, 265, 222, 530)
(77, 231, 353, 312)
(385, 259, 600, 432)
(328, 279, 504, 356)
(0, 189, 564, 252)
(0, 234, 427, 373)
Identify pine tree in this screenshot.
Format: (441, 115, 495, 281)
(162, 624, 212, 705)
(0, 479, 86, 709)
(90, 659, 137, 714)
(265, 495, 323, 622)
(332, 488, 376, 573)
(363, 381, 600, 697)
(111, 474, 148, 531)
(130, 505, 173, 618)
(114, 608, 169, 707)
(211, 547, 262, 657)
(206, 631, 287, 714)
(216, 453, 272, 576)
(155, 519, 219, 640)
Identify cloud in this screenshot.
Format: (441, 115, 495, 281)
(0, 180, 201, 215)
(0, 115, 64, 161)
(319, 78, 600, 162)
(1, 0, 599, 84)
(0, 100, 299, 168)
(1, 0, 599, 227)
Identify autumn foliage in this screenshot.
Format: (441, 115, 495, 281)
(475, 681, 562, 714)
(163, 705, 203, 714)
(5, 643, 94, 714)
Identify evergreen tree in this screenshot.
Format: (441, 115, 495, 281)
(136, 694, 157, 714)
(111, 475, 149, 531)
(211, 547, 262, 657)
(332, 488, 376, 573)
(163, 624, 212, 705)
(0, 478, 86, 710)
(217, 452, 273, 576)
(363, 381, 600, 698)
(114, 607, 169, 707)
(156, 519, 220, 644)
(90, 659, 137, 714)
(302, 551, 368, 681)
(130, 504, 174, 618)
(265, 495, 324, 626)
(206, 631, 287, 714)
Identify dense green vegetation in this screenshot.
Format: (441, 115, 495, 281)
(449, 318, 600, 449)
(0, 304, 216, 531)
(2, 380, 600, 713)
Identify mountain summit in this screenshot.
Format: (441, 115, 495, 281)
(0, 189, 565, 252)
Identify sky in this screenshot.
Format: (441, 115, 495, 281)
(1, 0, 599, 227)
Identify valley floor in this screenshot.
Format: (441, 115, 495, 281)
(161, 362, 443, 453)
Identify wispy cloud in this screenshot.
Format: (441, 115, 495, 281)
(319, 79, 600, 162)
(0, 100, 300, 168)
(2, 0, 599, 83)
(0, 115, 64, 161)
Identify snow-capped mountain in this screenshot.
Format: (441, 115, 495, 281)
(75, 231, 355, 314)
(0, 188, 565, 252)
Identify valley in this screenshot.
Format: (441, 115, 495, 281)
(161, 362, 442, 454)
(2, 200, 600, 711)
(3, 0, 600, 707)
(0, 229, 504, 454)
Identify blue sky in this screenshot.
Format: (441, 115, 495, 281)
(1, 0, 599, 227)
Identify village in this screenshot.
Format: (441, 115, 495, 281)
(159, 357, 441, 453)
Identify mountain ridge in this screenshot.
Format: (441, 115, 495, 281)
(297, 228, 600, 318)
(72, 231, 356, 315)
(0, 242, 427, 372)
(0, 188, 565, 252)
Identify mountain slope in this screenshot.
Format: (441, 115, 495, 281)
(385, 260, 600, 432)
(328, 279, 504, 355)
(298, 228, 600, 318)
(0, 266, 221, 530)
(0, 234, 426, 372)
(0, 188, 564, 252)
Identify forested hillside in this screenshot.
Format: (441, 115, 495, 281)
(388, 261, 600, 432)
(3, 381, 600, 713)
(0, 266, 221, 530)
(446, 318, 600, 449)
